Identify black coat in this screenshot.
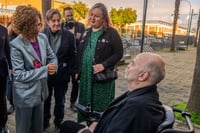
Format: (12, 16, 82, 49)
(0, 25, 11, 77)
(44, 27, 76, 82)
(77, 27, 123, 73)
(93, 85, 165, 133)
(62, 21, 85, 73)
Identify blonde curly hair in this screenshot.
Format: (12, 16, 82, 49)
(12, 5, 42, 40)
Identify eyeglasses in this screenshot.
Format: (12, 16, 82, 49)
(35, 23, 42, 28)
(37, 23, 42, 27)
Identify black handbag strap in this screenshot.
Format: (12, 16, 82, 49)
(89, 43, 96, 65)
(89, 38, 95, 113)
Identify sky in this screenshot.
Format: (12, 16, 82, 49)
(62, 0, 200, 30)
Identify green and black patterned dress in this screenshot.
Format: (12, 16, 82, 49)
(78, 28, 115, 123)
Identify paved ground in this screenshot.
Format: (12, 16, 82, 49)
(7, 46, 200, 132)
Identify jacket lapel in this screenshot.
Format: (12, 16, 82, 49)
(37, 35, 45, 65)
(56, 30, 63, 56)
(22, 38, 41, 62)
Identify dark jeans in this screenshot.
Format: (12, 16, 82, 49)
(70, 73, 79, 104)
(0, 75, 7, 129)
(44, 75, 69, 125)
(60, 120, 85, 133)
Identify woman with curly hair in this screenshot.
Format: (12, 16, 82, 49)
(10, 5, 57, 133)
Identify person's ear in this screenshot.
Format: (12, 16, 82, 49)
(46, 20, 50, 26)
(138, 71, 149, 81)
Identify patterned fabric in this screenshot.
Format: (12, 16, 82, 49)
(78, 28, 115, 123)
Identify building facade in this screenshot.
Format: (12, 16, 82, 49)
(0, 0, 72, 26)
(126, 20, 187, 36)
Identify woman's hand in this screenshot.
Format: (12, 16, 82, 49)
(93, 64, 104, 74)
(75, 73, 80, 83)
(77, 122, 98, 133)
(77, 126, 89, 133)
(47, 63, 57, 75)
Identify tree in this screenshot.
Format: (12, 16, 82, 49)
(149, 30, 155, 36)
(110, 8, 121, 27)
(122, 8, 137, 24)
(187, 31, 200, 114)
(53, 1, 89, 22)
(110, 7, 137, 34)
(194, 9, 200, 47)
(170, 0, 180, 51)
(72, 1, 89, 21)
(137, 30, 142, 37)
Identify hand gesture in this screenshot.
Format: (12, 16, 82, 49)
(93, 64, 104, 74)
(47, 63, 57, 75)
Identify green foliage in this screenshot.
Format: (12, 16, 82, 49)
(73, 1, 89, 20)
(121, 28, 126, 34)
(137, 30, 141, 37)
(122, 8, 137, 24)
(109, 7, 137, 28)
(110, 8, 121, 26)
(173, 103, 200, 125)
(149, 30, 155, 36)
(56, 1, 89, 22)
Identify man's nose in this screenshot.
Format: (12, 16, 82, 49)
(55, 21, 60, 25)
(127, 63, 131, 69)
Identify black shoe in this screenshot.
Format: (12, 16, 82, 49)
(1, 126, 10, 133)
(43, 121, 50, 131)
(7, 105, 15, 115)
(70, 103, 77, 112)
(54, 123, 61, 133)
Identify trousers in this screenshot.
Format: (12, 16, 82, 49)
(0, 74, 7, 129)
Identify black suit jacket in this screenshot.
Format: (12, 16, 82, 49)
(0, 25, 11, 77)
(44, 27, 76, 82)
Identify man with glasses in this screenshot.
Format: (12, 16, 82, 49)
(63, 7, 85, 112)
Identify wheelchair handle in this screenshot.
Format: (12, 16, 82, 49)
(172, 108, 194, 133)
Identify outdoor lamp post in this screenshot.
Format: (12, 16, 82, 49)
(181, 0, 192, 48)
(141, 0, 148, 53)
(194, 9, 200, 47)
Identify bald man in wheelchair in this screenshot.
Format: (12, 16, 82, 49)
(60, 53, 166, 133)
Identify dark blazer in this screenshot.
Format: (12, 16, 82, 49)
(44, 27, 76, 82)
(78, 27, 123, 73)
(62, 21, 85, 73)
(62, 21, 85, 40)
(0, 25, 11, 77)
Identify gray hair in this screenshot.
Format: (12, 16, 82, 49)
(140, 58, 165, 84)
(45, 9, 61, 22)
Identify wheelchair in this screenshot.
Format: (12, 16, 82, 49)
(74, 103, 194, 133)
